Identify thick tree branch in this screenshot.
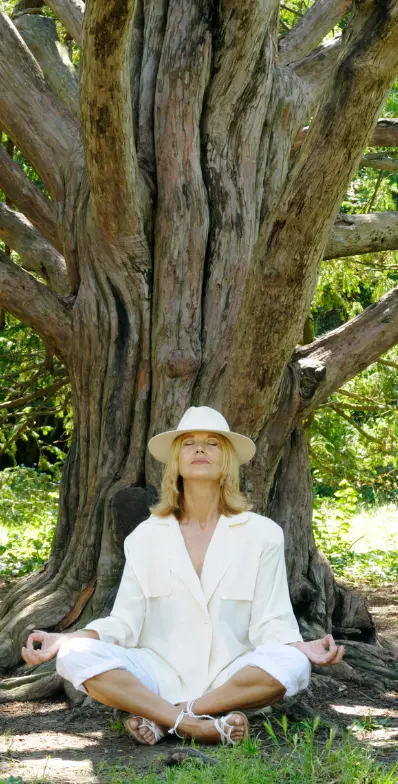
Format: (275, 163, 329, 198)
(324, 403, 385, 444)
(0, 202, 68, 294)
(0, 248, 72, 358)
(359, 153, 398, 173)
(0, 9, 80, 200)
(377, 357, 398, 370)
(0, 143, 61, 252)
(192, 2, 279, 406)
(45, 0, 84, 48)
(371, 117, 398, 147)
(294, 286, 398, 415)
(279, 0, 352, 65)
(14, 14, 79, 116)
(325, 211, 398, 259)
(148, 0, 212, 474)
(224, 1, 398, 438)
(294, 118, 398, 153)
(0, 377, 68, 410)
(293, 37, 342, 109)
(80, 0, 147, 248)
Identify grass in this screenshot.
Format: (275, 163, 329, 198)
(97, 718, 398, 783)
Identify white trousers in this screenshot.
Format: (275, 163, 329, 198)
(56, 638, 311, 701)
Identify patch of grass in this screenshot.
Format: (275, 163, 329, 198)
(97, 718, 398, 783)
(109, 717, 128, 734)
(0, 466, 59, 579)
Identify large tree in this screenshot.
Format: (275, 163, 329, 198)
(1, 0, 398, 699)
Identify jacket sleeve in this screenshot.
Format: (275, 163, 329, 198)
(84, 538, 145, 647)
(249, 530, 302, 647)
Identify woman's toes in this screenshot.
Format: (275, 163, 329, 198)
(228, 715, 246, 739)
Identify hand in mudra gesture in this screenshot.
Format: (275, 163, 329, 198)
(22, 630, 64, 665)
(292, 634, 344, 666)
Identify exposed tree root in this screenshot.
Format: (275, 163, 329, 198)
(0, 659, 62, 702)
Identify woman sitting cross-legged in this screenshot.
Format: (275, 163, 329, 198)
(22, 406, 344, 746)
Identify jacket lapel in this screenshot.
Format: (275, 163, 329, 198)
(148, 511, 250, 611)
(200, 512, 250, 604)
(148, 514, 208, 613)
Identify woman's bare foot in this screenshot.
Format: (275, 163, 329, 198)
(180, 712, 248, 745)
(125, 716, 166, 745)
(126, 710, 248, 746)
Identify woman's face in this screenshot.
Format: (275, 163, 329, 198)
(178, 431, 223, 481)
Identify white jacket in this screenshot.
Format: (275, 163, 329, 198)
(85, 510, 302, 703)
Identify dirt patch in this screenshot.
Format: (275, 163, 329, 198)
(1, 582, 398, 783)
(354, 582, 398, 647)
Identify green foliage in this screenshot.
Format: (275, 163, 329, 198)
(0, 778, 24, 784)
(0, 313, 71, 466)
(97, 718, 398, 783)
(313, 488, 398, 584)
(0, 466, 59, 578)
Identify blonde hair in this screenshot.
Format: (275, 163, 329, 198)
(149, 432, 253, 519)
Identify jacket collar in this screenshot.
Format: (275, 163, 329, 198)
(145, 510, 250, 527)
(144, 511, 251, 612)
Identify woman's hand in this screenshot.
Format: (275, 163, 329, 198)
(22, 630, 65, 665)
(289, 634, 344, 665)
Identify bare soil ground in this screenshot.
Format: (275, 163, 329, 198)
(1, 582, 397, 784)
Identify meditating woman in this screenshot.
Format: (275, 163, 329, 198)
(22, 406, 344, 745)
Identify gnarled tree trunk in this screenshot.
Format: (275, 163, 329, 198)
(1, 0, 398, 697)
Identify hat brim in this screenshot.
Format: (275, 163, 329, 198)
(148, 428, 256, 465)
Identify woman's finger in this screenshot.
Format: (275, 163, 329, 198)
(25, 630, 46, 651)
(322, 634, 338, 655)
(329, 646, 345, 665)
(21, 646, 45, 664)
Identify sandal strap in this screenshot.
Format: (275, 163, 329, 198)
(214, 714, 238, 745)
(186, 698, 197, 717)
(185, 697, 213, 721)
(168, 709, 186, 739)
(138, 717, 164, 742)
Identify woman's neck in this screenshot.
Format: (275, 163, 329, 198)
(181, 479, 221, 524)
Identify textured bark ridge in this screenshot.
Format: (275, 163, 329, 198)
(1, 0, 398, 696)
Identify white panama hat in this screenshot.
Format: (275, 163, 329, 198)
(148, 406, 256, 465)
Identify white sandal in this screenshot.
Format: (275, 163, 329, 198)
(168, 702, 250, 745)
(124, 715, 165, 745)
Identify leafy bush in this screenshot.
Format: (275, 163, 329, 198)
(0, 466, 59, 579)
(313, 481, 398, 584)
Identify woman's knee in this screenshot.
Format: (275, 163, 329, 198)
(56, 637, 98, 683)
